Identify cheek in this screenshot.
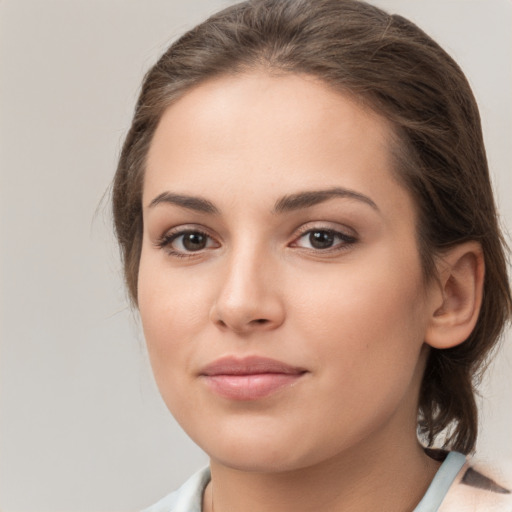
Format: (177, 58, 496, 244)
(287, 269, 426, 450)
(137, 253, 211, 377)
(290, 249, 428, 389)
(138, 273, 211, 421)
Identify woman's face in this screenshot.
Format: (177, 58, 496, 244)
(139, 73, 436, 472)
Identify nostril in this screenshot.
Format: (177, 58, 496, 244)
(254, 319, 269, 324)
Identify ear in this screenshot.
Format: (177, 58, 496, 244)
(425, 242, 485, 349)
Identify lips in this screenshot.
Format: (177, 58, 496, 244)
(199, 356, 307, 400)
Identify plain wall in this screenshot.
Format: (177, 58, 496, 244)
(0, 0, 510, 510)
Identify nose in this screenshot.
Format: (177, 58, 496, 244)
(209, 247, 285, 335)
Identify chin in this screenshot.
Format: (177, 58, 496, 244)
(192, 425, 332, 474)
(210, 448, 307, 474)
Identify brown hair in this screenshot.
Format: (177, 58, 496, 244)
(113, 0, 511, 454)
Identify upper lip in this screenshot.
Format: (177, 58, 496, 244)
(199, 356, 307, 376)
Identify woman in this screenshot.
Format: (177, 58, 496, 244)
(113, 0, 512, 510)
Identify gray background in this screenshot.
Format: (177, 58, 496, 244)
(1, 0, 511, 510)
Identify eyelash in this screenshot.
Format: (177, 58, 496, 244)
(155, 225, 357, 259)
(155, 228, 217, 259)
(292, 227, 357, 253)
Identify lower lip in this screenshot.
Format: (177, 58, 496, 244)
(202, 373, 304, 400)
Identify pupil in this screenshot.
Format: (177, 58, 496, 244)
(310, 231, 334, 249)
(183, 232, 206, 251)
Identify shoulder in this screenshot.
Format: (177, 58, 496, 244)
(141, 467, 211, 512)
(439, 456, 512, 512)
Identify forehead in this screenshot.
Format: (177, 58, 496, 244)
(148, 72, 392, 160)
(144, 72, 411, 218)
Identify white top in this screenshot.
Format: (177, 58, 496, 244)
(143, 452, 512, 512)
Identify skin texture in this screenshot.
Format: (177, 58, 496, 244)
(138, 73, 483, 511)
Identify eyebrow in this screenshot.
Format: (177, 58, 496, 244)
(147, 186, 378, 215)
(148, 192, 219, 214)
(272, 187, 379, 213)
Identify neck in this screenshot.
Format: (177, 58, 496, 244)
(203, 427, 440, 512)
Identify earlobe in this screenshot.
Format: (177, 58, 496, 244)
(425, 242, 485, 350)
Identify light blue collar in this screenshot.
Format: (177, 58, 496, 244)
(413, 451, 466, 512)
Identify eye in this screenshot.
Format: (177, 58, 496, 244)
(292, 228, 356, 251)
(157, 229, 220, 256)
